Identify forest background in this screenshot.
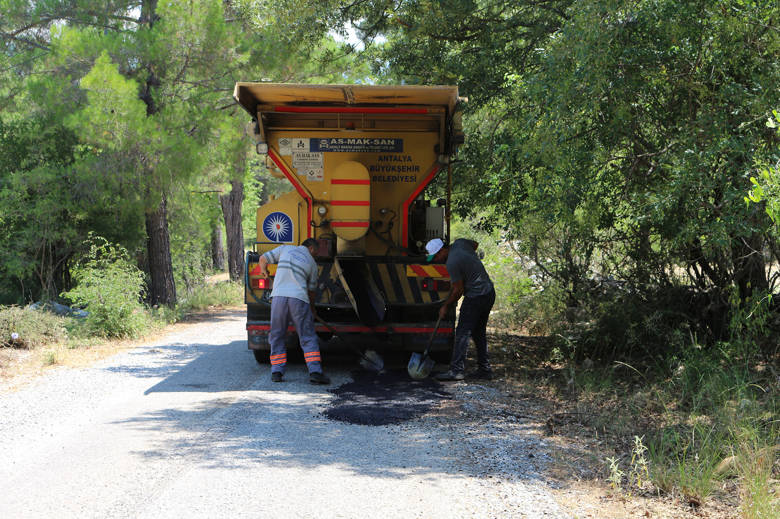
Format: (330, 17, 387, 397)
(1, 1, 777, 516)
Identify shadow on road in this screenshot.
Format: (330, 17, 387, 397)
(102, 326, 564, 484)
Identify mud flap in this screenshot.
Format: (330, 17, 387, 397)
(334, 257, 387, 326)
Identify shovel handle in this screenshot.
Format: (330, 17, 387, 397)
(314, 315, 367, 358)
(423, 315, 443, 357)
(314, 315, 337, 335)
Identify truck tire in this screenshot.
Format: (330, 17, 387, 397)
(252, 349, 270, 365)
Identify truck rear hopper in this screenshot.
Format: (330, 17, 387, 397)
(233, 83, 465, 363)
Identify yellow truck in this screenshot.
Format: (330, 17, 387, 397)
(233, 83, 465, 364)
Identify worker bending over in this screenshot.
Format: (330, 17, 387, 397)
(425, 238, 495, 381)
(258, 238, 330, 385)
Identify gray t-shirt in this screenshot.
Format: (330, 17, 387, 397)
(445, 239, 494, 298)
(262, 245, 318, 303)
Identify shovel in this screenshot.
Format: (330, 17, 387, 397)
(315, 316, 384, 373)
(407, 315, 441, 380)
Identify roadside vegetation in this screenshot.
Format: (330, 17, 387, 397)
(0, 232, 243, 372)
(0, 277, 243, 381)
(468, 220, 777, 517)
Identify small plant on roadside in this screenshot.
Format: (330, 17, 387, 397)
(606, 456, 624, 493)
(629, 435, 651, 491)
(41, 349, 58, 365)
(61, 234, 150, 338)
(605, 437, 653, 498)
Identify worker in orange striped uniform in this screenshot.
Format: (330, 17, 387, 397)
(258, 238, 330, 385)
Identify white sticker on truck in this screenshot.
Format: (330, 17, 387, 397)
(278, 137, 292, 155)
(292, 151, 324, 170)
(303, 168, 324, 182)
(291, 138, 309, 153)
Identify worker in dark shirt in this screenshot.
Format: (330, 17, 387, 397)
(425, 238, 495, 381)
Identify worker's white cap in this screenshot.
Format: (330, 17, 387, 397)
(425, 238, 444, 261)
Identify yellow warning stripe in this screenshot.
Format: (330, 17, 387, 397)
(394, 265, 415, 303)
(405, 265, 450, 278)
(377, 264, 396, 301)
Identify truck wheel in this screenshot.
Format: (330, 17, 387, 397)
(253, 349, 270, 365)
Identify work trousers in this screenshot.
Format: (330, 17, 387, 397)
(450, 288, 495, 374)
(268, 296, 322, 374)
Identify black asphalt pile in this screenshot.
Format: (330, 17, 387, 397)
(323, 370, 451, 426)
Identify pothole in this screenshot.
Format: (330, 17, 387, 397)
(323, 370, 451, 426)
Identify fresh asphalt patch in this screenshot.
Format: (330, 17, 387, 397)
(323, 370, 452, 426)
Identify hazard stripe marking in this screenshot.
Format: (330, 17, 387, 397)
(330, 221, 370, 227)
(389, 264, 412, 304)
(368, 263, 386, 301)
(410, 265, 428, 277)
(406, 265, 450, 277)
(330, 200, 370, 206)
(275, 106, 428, 114)
(331, 179, 370, 185)
(407, 271, 423, 304)
(377, 264, 396, 302)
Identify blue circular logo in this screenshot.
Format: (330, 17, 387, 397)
(263, 212, 293, 242)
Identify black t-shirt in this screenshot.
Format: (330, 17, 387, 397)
(445, 239, 494, 297)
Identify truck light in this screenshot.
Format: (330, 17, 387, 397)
(251, 278, 271, 290)
(421, 278, 450, 291)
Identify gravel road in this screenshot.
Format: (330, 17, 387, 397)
(0, 310, 569, 519)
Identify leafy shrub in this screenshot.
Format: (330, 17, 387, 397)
(0, 305, 68, 348)
(179, 281, 243, 313)
(61, 235, 150, 338)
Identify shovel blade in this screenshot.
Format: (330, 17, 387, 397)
(360, 349, 384, 373)
(407, 352, 435, 379)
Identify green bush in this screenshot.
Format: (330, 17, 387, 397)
(0, 305, 68, 348)
(61, 235, 150, 338)
(178, 281, 243, 313)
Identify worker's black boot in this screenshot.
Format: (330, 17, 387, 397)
(272, 372, 283, 382)
(435, 370, 465, 381)
(309, 371, 330, 385)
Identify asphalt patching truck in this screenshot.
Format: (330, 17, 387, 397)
(233, 83, 465, 364)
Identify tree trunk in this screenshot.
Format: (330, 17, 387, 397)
(220, 179, 244, 282)
(734, 233, 768, 301)
(145, 197, 176, 306)
(211, 223, 225, 271)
